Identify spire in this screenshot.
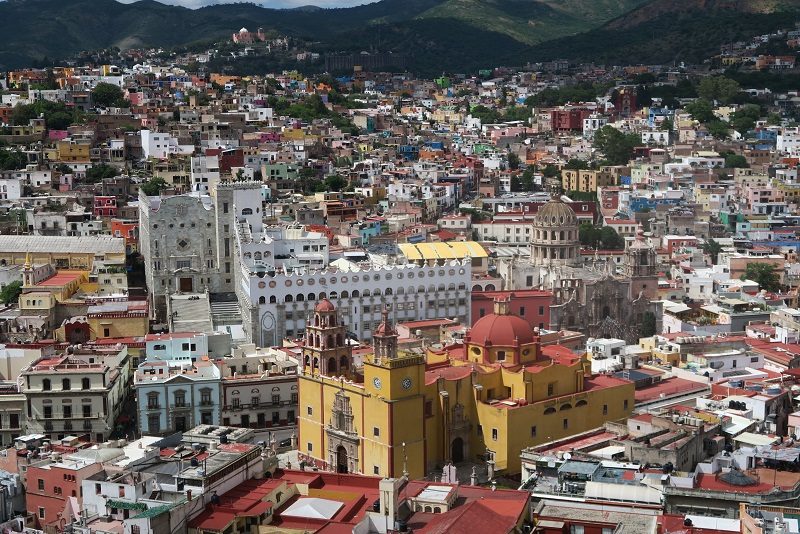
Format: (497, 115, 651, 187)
(23, 252, 31, 270)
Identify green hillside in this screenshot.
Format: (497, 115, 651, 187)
(416, 0, 649, 44)
(0, 0, 799, 73)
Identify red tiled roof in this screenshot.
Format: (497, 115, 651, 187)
(635, 377, 708, 403)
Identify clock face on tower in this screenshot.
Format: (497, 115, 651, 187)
(373, 377, 382, 390)
(401, 377, 413, 390)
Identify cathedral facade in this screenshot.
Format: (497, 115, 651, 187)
(498, 196, 662, 342)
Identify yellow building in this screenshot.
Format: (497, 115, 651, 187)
(87, 300, 149, 340)
(561, 168, 618, 193)
(57, 139, 91, 162)
(297, 298, 634, 478)
(0, 235, 126, 270)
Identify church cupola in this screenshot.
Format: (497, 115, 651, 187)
(372, 305, 398, 365)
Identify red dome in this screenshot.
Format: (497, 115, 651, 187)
(314, 298, 336, 312)
(469, 313, 534, 347)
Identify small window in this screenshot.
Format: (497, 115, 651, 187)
(491, 428, 498, 441)
(603, 404, 608, 415)
(374, 465, 380, 475)
(624, 400, 629, 410)
(37, 479, 44, 491)
(307, 406, 313, 416)
(531, 426, 537, 437)
(563, 418, 569, 430)
(38, 507, 45, 519)
(307, 442, 313, 452)
(373, 427, 380, 437)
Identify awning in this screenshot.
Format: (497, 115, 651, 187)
(106, 500, 147, 511)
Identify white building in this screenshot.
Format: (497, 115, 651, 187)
(190, 155, 220, 192)
(140, 130, 193, 160)
(134, 359, 221, 435)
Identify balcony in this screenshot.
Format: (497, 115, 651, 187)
(171, 403, 191, 411)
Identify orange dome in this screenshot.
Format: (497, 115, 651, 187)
(314, 298, 336, 312)
(468, 313, 534, 346)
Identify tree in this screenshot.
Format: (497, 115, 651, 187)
(730, 104, 761, 133)
(46, 111, 74, 130)
(564, 158, 589, 170)
(84, 164, 118, 183)
(578, 223, 625, 250)
(141, 177, 168, 196)
(507, 152, 520, 170)
(91, 83, 126, 108)
(593, 126, 639, 165)
(659, 118, 673, 131)
(323, 175, 347, 192)
(697, 76, 741, 104)
(767, 112, 782, 126)
(543, 165, 559, 178)
(723, 153, 749, 169)
(742, 262, 781, 292)
(702, 239, 723, 264)
(640, 311, 657, 337)
(0, 148, 26, 171)
(707, 120, 731, 140)
(0, 281, 22, 306)
(685, 98, 715, 124)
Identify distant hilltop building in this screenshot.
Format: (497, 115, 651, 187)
(232, 27, 266, 44)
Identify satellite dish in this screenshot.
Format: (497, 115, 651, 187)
(563, 453, 572, 461)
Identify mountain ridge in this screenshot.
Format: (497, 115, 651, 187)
(0, 0, 798, 72)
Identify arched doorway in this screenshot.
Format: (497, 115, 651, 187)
(451, 437, 464, 463)
(336, 446, 348, 473)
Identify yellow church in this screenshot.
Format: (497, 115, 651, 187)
(297, 297, 634, 478)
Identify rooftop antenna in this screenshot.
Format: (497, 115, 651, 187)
(402, 441, 408, 479)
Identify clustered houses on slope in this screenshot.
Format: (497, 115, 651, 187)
(2, 23, 800, 533)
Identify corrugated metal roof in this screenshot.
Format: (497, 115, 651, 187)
(0, 235, 124, 255)
(398, 241, 487, 261)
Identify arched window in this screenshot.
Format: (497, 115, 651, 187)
(308, 293, 316, 301)
(329, 291, 338, 299)
(313, 357, 319, 369)
(397, 287, 404, 295)
(285, 295, 293, 303)
(352, 290, 360, 298)
(363, 289, 371, 297)
(385, 288, 393, 295)
(340, 291, 349, 298)
(304, 356, 310, 367)
(340, 355, 348, 371)
(327, 357, 337, 373)
(259, 296, 266, 304)
(576, 400, 588, 407)
(43, 379, 51, 391)
(336, 333, 343, 346)
(242, 208, 253, 215)
(560, 403, 572, 411)
(62, 379, 71, 391)
(544, 407, 556, 415)
(297, 294, 305, 302)
(319, 292, 326, 300)
(254, 252, 262, 260)
(327, 335, 333, 347)
(458, 283, 466, 290)
(269, 296, 276, 303)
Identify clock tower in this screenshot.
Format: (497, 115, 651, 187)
(365, 306, 425, 399)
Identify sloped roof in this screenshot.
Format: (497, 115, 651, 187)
(281, 497, 343, 520)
